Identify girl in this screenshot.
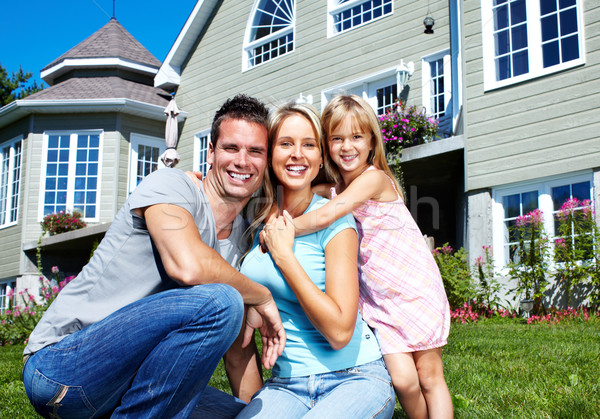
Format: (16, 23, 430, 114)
(291, 95, 453, 419)
(235, 101, 395, 418)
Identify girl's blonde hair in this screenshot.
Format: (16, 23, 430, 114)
(321, 94, 403, 199)
(243, 100, 323, 251)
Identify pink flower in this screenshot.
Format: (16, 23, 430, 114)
(51, 266, 60, 274)
(6, 289, 13, 298)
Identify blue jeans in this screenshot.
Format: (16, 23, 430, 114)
(236, 359, 395, 418)
(23, 284, 245, 418)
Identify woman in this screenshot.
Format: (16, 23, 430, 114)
(235, 101, 395, 418)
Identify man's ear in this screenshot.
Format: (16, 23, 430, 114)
(207, 142, 215, 166)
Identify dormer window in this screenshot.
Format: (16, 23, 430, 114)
(244, 0, 295, 70)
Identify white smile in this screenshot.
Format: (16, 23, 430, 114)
(286, 165, 308, 174)
(229, 172, 252, 180)
(341, 155, 357, 162)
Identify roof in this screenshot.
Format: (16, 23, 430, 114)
(42, 18, 161, 85)
(155, 0, 220, 89)
(22, 76, 171, 107)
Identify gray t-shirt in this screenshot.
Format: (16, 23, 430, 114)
(25, 169, 248, 355)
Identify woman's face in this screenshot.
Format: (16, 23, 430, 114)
(271, 113, 322, 193)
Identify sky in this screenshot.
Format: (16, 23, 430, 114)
(1, 0, 198, 87)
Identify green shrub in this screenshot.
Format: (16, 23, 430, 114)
(433, 244, 475, 309)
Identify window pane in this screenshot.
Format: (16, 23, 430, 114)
(494, 4, 509, 30)
(512, 24, 528, 50)
(561, 35, 579, 62)
(559, 7, 577, 36)
(541, 0, 557, 15)
(510, 0, 526, 25)
(551, 185, 570, 210)
(512, 50, 529, 76)
(572, 181, 590, 201)
(496, 56, 511, 81)
(543, 40, 560, 67)
(522, 191, 538, 213)
(559, 0, 575, 7)
(541, 14, 558, 41)
(503, 194, 520, 218)
(495, 30, 510, 55)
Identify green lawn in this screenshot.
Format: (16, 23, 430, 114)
(3, 320, 599, 418)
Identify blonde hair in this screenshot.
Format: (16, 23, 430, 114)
(243, 100, 323, 251)
(321, 94, 403, 198)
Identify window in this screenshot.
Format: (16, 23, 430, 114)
(129, 134, 166, 193)
(481, 0, 584, 90)
(244, 0, 295, 70)
(328, 0, 393, 36)
(194, 131, 211, 178)
(322, 69, 398, 115)
(0, 137, 22, 228)
(422, 51, 452, 121)
(41, 132, 101, 220)
(0, 280, 16, 314)
(492, 173, 594, 268)
(551, 181, 593, 259)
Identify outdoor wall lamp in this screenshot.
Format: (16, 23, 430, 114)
(396, 60, 415, 95)
(423, 16, 435, 34)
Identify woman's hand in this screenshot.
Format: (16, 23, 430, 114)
(260, 210, 295, 264)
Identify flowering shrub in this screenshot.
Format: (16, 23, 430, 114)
(526, 307, 599, 325)
(379, 99, 439, 157)
(508, 209, 550, 315)
(0, 267, 75, 345)
(450, 302, 518, 324)
(41, 210, 86, 236)
(432, 244, 475, 309)
(473, 245, 503, 310)
(554, 198, 598, 307)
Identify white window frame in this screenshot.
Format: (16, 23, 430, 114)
(39, 131, 103, 222)
(193, 130, 212, 178)
(0, 136, 22, 229)
(481, 0, 585, 91)
(422, 50, 451, 120)
(243, 0, 296, 71)
(492, 171, 594, 271)
(327, 0, 393, 38)
(321, 66, 400, 114)
(0, 280, 16, 314)
(128, 133, 166, 194)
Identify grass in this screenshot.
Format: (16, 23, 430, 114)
(3, 319, 599, 418)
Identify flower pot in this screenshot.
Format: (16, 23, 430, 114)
(520, 299, 534, 316)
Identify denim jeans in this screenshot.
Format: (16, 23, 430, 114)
(236, 358, 395, 419)
(23, 284, 244, 418)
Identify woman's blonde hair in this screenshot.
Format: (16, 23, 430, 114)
(243, 100, 323, 251)
(321, 94, 403, 198)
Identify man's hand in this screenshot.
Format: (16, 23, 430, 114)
(243, 298, 286, 370)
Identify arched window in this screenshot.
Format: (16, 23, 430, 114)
(244, 0, 295, 70)
(328, 0, 392, 37)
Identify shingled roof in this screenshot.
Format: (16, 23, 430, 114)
(22, 76, 171, 106)
(43, 18, 161, 72)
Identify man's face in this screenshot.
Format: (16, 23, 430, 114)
(207, 118, 268, 202)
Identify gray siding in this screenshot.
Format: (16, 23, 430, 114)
(0, 118, 29, 278)
(176, 0, 451, 167)
(464, 0, 600, 191)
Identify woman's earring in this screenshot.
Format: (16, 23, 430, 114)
(319, 163, 323, 169)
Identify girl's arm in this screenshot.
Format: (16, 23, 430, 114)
(293, 169, 390, 236)
(261, 214, 359, 350)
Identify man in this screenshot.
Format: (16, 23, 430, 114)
(23, 94, 285, 418)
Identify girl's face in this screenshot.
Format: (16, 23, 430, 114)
(271, 113, 322, 193)
(327, 116, 373, 177)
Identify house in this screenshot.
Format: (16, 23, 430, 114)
(156, 0, 598, 305)
(463, 0, 600, 304)
(155, 0, 465, 249)
(0, 18, 184, 310)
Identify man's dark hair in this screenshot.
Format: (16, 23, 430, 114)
(211, 94, 269, 146)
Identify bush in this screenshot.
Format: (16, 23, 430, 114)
(0, 267, 74, 346)
(432, 244, 475, 309)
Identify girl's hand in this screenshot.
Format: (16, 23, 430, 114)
(260, 210, 295, 264)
